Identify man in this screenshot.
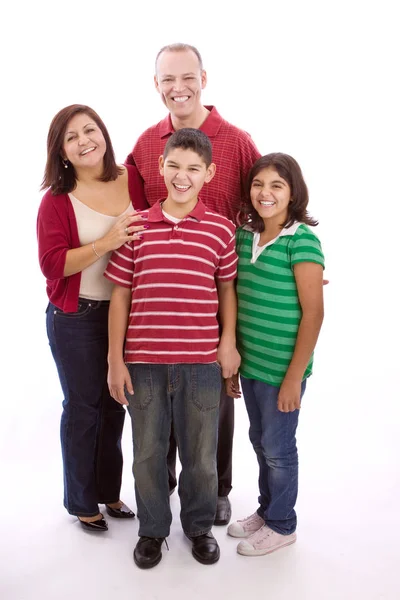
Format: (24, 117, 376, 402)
(126, 43, 261, 526)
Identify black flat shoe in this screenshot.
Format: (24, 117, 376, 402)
(78, 516, 108, 532)
(214, 496, 232, 526)
(106, 502, 135, 519)
(133, 536, 165, 569)
(187, 532, 220, 565)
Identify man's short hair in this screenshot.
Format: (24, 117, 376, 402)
(155, 43, 203, 72)
(163, 128, 212, 167)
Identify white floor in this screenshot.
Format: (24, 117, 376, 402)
(1, 317, 399, 600)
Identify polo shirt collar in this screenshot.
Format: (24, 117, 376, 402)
(243, 221, 301, 237)
(147, 199, 207, 223)
(159, 106, 222, 139)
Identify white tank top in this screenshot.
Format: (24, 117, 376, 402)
(69, 193, 133, 301)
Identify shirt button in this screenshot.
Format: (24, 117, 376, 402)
(174, 225, 179, 230)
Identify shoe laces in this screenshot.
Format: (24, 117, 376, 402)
(249, 525, 273, 543)
(140, 536, 169, 551)
(240, 512, 263, 525)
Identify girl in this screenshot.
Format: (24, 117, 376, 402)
(37, 105, 148, 531)
(226, 153, 324, 556)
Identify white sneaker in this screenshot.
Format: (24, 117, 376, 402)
(237, 525, 296, 556)
(227, 512, 265, 538)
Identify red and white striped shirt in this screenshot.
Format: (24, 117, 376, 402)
(126, 106, 261, 223)
(104, 199, 237, 364)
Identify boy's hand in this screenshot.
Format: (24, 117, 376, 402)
(107, 360, 133, 406)
(277, 378, 302, 413)
(225, 373, 241, 398)
(217, 337, 241, 379)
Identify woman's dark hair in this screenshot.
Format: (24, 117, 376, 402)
(240, 153, 318, 231)
(41, 104, 122, 195)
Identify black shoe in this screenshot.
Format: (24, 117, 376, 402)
(78, 516, 108, 532)
(133, 537, 165, 569)
(106, 502, 135, 519)
(188, 532, 220, 565)
(214, 496, 232, 525)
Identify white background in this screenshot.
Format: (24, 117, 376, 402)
(0, 1, 399, 599)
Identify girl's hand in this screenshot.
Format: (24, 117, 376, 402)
(278, 378, 302, 413)
(100, 212, 148, 253)
(225, 373, 241, 398)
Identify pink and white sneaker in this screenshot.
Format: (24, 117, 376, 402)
(227, 512, 265, 538)
(237, 525, 297, 556)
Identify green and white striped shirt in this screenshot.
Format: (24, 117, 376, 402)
(236, 222, 325, 387)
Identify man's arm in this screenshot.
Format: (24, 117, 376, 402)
(216, 279, 241, 379)
(107, 285, 133, 406)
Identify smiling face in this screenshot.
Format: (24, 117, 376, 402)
(159, 147, 215, 216)
(62, 112, 106, 171)
(250, 167, 292, 226)
(154, 49, 207, 121)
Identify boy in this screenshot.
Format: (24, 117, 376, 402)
(105, 129, 240, 569)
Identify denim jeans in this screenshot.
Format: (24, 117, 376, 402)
(126, 363, 222, 538)
(240, 376, 307, 535)
(46, 300, 125, 517)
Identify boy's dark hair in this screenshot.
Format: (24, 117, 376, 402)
(41, 104, 122, 195)
(163, 128, 212, 167)
(240, 153, 318, 231)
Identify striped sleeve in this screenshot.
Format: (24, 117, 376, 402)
(104, 242, 135, 288)
(216, 233, 238, 281)
(290, 225, 325, 269)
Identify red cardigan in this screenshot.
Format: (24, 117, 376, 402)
(37, 164, 148, 312)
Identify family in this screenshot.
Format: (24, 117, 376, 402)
(37, 43, 325, 569)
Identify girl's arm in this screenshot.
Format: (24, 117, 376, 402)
(107, 284, 133, 406)
(278, 262, 324, 412)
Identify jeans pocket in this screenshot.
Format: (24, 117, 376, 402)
(190, 363, 222, 412)
(52, 301, 92, 319)
(127, 365, 154, 411)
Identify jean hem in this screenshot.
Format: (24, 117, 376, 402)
(184, 528, 212, 538)
(265, 521, 296, 536)
(138, 530, 171, 538)
(66, 508, 101, 518)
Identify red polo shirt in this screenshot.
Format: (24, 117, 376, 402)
(126, 106, 261, 223)
(104, 199, 237, 364)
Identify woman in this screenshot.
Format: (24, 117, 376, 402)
(37, 104, 148, 531)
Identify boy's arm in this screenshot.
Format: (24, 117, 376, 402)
(107, 284, 133, 406)
(278, 262, 324, 413)
(216, 279, 241, 379)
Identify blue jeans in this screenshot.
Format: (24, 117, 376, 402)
(46, 300, 126, 517)
(240, 376, 307, 535)
(126, 363, 222, 538)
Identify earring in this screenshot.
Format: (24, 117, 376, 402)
(62, 158, 69, 169)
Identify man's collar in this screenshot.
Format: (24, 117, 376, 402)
(147, 199, 207, 222)
(159, 106, 222, 139)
